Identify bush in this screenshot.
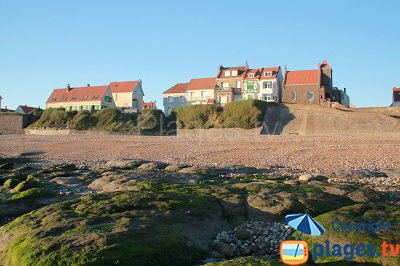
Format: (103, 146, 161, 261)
(137, 109, 166, 131)
(3, 178, 20, 189)
(25, 108, 44, 126)
(173, 105, 219, 129)
(13, 179, 43, 192)
(220, 100, 268, 129)
(70, 110, 95, 130)
(32, 108, 76, 128)
(11, 188, 56, 200)
(93, 108, 137, 131)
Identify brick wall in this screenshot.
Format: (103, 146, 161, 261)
(0, 114, 27, 134)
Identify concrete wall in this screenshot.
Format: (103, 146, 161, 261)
(0, 114, 26, 134)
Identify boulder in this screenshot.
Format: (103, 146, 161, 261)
(236, 229, 251, 240)
(298, 173, 328, 182)
(137, 162, 167, 171)
(164, 164, 185, 172)
(105, 160, 144, 169)
(215, 242, 234, 258)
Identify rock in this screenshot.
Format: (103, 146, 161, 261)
(137, 162, 167, 171)
(215, 243, 234, 258)
(105, 160, 143, 169)
(283, 180, 300, 185)
(298, 173, 314, 181)
(178, 167, 206, 174)
(236, 229, 251, 240)
(0, 162, 14, 170)
(164, 164, 185, 172)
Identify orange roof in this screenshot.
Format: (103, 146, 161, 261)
(260, 67, 280, 80)
(187, 77, 216, 91)
(143, 102, 156, 108)
(285, 70, 320, 85)
(393, 87, 400, 92)
(218, 65, 248, 78)
(163, 83, 189, 94)
(46, 86, 108, 103)
(109, 81, 140, 93)
(244, 68, 262, 80)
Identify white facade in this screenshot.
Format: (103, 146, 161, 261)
(186, 89, 215, 105)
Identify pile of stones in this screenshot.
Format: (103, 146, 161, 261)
(210, 221, 292, 258)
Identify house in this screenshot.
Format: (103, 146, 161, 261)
(46, 84, 115, 110)
(143, 101, 157, 109)
(186, 77, 216, 105)
(216, 65, 248, 104)
(393, 87, 400, 107)
(242, 67, 283, 102)
(16, 105, 39, 114)
(108, 80, 144, 111)
(282, 60, 350, 107)
(163, 83, 189, 116)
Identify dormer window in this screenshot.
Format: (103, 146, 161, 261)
(248, 73, 255, 78)
(51, 97, 56, 101)
(93, 95, 99, 99)
(231, 70, 238, 76)
(264, 72, 272, 77)
(83, 96, 88, 100)
(225, 70, 231, 77)
(62, 96, 67, 101)
(71, 96, 77, 100)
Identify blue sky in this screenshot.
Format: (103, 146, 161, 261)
(0, 0, 399, 109)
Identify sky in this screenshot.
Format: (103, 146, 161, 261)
(0, 0, 399, 109)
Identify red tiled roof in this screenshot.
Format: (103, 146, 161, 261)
(285, 70, 320, 85)
(187, 77, 216, 91)
(244, 68, 262, 80)
(143, 102, 156, 108)
(46, 86, 108, 103)
(163, 83, 189, 94)
(260, 67, 280, 80)
(109, 81, 140, 93)
(393, 87, 400, 92)
(217, 65, 248, 78)
(19, 105, 36, 113)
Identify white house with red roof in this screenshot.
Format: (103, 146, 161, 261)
(108, 80, 144, 111)
(16, 105, 39, 114)
(163, 82, 189, 115)
(46, 84, 115, 111)
(186, 77, 217, 105)
(242, 67, 283, 102)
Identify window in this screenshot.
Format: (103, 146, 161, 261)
(264, 94, 272, 101)
(291, 92, 297, 102)
(93, 95, 99, 100)
(201, 91, 206, 100)
(104, 96, 112, 103)
(83, 96, 88, 100)
(168, 96, 173, 103)
(264, 82, 272, 89)
(179, 95, 185, 102)
(95, 105, 100, 110)
(307, 92, 314, 101)
(133, 100, 139, 108)
(62, 96, 67, 101)
(236, 80, 241, 88)
(225, 70, 231, 77)
(264, 72, 272, 77)
(248, 73, 255, 78)
(247, 82, 254, 92)
(71, 96, 77, 100)
(231, 70, 238, 76)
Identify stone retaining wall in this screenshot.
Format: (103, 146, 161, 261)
(0, 114, 27, 134)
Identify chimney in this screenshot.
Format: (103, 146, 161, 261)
(344, 88, 347, 94)
(87, 83, 90, 87)
(67, 84, 71, 92)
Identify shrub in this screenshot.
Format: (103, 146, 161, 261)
(70, 110, 95, 130)
(13, 179, 43, 192)
(220, 100, 268, 129)
(11, 188, 56, 200)
(32, 108, 76, 128)
(93, 108, 137, 131)
(137, 109, 166, 131)
(3, 178, 20, 189)
(25, 108, 44, 126)
(173, 105, 219, 129)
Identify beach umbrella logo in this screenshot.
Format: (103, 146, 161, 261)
(280, 213, 325, 265)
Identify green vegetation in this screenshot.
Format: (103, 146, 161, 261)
(3, 178, 20, 189)
(13, 179, 43, 192)
(11, 188, 56, 200)
(173, 100, 271, 129)
(173, 104, 220, 129)
(31, 108, 166, 132)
